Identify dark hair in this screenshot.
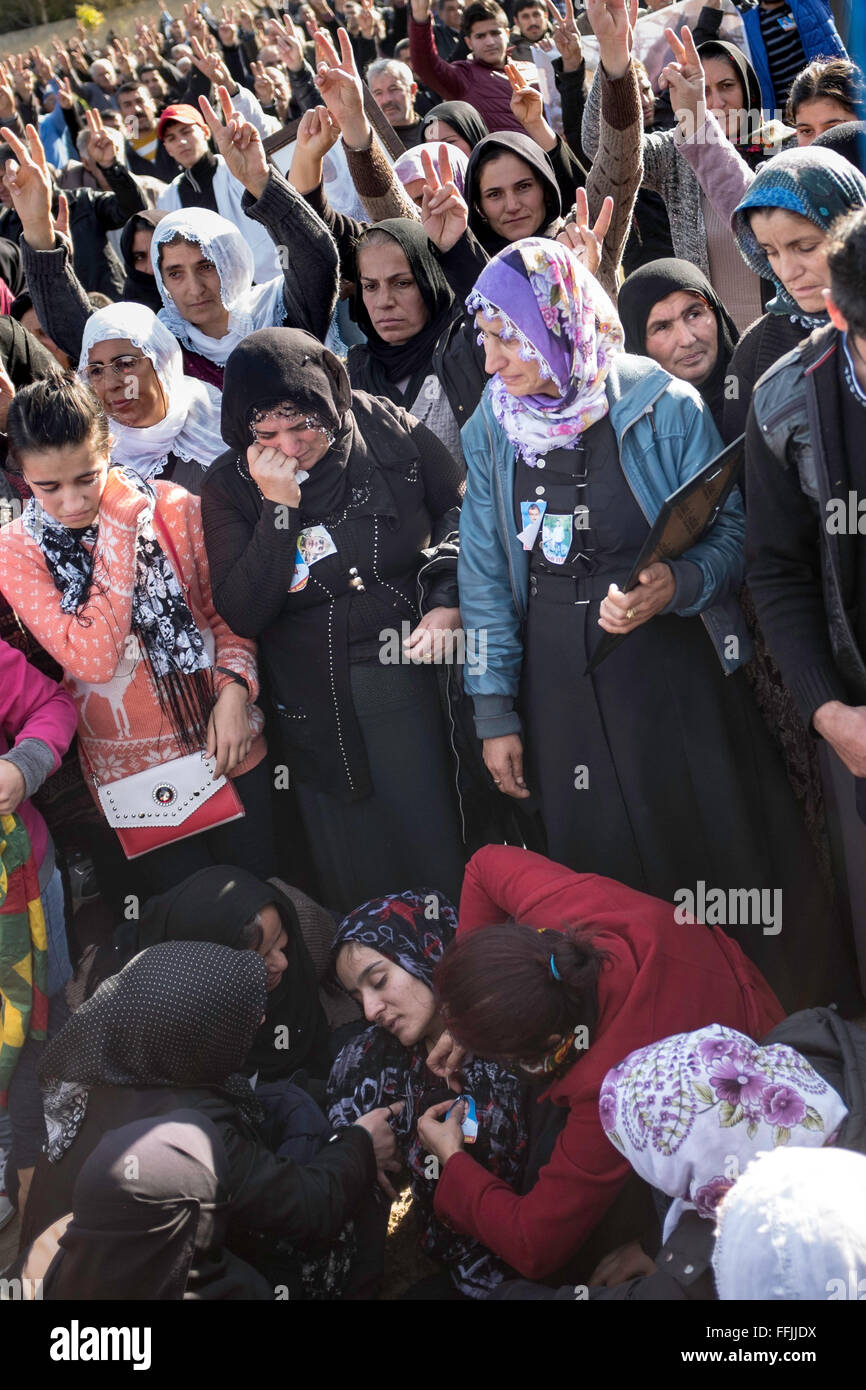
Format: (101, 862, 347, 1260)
(433, 922, 606, 1060)
(513, 0, 546, 16)
(6, 372, 111, 468)
(787, 57, 866, 125)
(827, 206, 866, 338)
(9, 291, 33, 323)
(156, 230, 204, 269)
(461, 1, 508, 38)
(116, 79, 148, 99)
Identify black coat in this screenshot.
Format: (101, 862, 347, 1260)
(21, 1083, 376, 1262)
(202, 392, 464, 801)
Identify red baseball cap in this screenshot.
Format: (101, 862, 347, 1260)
(157, 104, 208, 141)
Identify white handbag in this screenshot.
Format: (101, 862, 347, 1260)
(89, 751, 244, 858)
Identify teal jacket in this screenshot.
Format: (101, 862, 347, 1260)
(457, 355, 751, 738)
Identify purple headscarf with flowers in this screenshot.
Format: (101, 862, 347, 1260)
(466, 237, 624, 467)
(598, 1025, 848, 1243)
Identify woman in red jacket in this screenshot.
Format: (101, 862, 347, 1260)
(416, 844, 785, 1283)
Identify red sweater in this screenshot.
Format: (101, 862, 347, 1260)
(433, 846, 784, 1280)
(409, 16, 524, 134)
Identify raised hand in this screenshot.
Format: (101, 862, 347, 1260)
(0, 359, 15, 436)
(585, 0, 638, 81)
(86, 107, 118, 167)
(274, 16, 306, 72)
(505, 61, 545, 129)
(295, 104, 340, 161)
(190, 34, 236, 92)
(198, 85, 270, 198)
(419, 145, 468, 252)
(184, 0, 208, 43)
(556, 186, 614, 278)
(546, 0, 582, 72)
(0, 123, 54, 246)
(358, 0, 378, 39)
(313, 27, 368, 146)
(55, 75, 75, 110)
(0, 74, 16, 123)
(32, 48, 54, 85)
(410, 0, 431, 21)
(250, 60, 276, 105)
(51, 39, 72, 73)
(659, 24, 706, 134)
(218, 4, 239, 45)
(54, 190, 70, 243)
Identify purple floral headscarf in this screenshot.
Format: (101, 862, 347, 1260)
(599, 1025, 848, 1243)
(466, 237, 624, 467)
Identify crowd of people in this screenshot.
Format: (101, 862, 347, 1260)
(1, 0, 866, 1304)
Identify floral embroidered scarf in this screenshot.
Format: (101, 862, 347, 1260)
(599, 1025, 848, 1243)
(466, 237, 624, 467)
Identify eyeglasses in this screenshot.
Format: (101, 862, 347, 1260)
(80, 355, 147, 385)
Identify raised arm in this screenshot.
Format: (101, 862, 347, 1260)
(1, 123, 93, 361)
(409, 0, 461, 102)
(198, 87, 339, 340)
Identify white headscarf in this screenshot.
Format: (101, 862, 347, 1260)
(599, 1025, 848, 1243)
(150, 207, 285, 366)
(713, 1147, 866, 1300)
(79, 302, 226, 480)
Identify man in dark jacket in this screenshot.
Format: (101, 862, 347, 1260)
(115, 81, 182, 183)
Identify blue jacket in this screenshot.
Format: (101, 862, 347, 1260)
(457, 355, 751, 738)
(742, 0, 847, 111)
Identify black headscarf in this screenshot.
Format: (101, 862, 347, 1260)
(618, 258, 739, 430)
(119, 208, 168, 313)
(463, 132, 562, 255)
(136, 866, 331, 1082)
(697, 39, 767, 169)
(420, 100, 490, 151)
(39, 941, 267, 1163)
(353, 219, 458, 406)
(813, 120, 866, 177)
(221, 327, 354, 518)
(44, 1111, 272, 1301)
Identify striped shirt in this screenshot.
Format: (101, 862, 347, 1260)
(758, 2, 807, 108)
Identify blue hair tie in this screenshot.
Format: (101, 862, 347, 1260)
(549, 953, 561, 981)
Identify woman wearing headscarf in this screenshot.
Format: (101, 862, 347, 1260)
(77, 302, 225, 495)
(18, 940, 397, 1296)
(420, 100, 490, 155)
(491, 1023, 848, 1299)
(11, 102, 339, 391)
(457, 238, 858, 1011)
(462, 131, 569, 258)
(201, 328, 468, 914)
(348, 218, 485, 465)
(411, 844, 785, 1284)
(582, 21, 792, 332)
(393, 141, 469, 205)
(80, 865, 333, 1084)
(118, 207, 167, 313)
(617, 258, 739, 431)
(0, 374, 274, 902)
(327, 888, 529, 1299)
(725, 146, 866, 442)
(37, 1112, 274, 1300)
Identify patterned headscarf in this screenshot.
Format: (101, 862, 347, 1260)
(39, 941, 267, 1161)
(331, 888, 458, 985)
(328, 891, 529, 1298)
(600, 1025, 848, 1243)
(466, 238, 624, 467)
(733, 147, 866, 322)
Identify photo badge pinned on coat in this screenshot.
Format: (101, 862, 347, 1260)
(541, 513, 573, 565)
(289, 525, 338, 593)
(517, 498, 547, 550)
(446, 1094, 478, 1143)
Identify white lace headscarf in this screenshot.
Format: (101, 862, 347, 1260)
(79, 302, 226, 480)
(150, 207, 285, 365)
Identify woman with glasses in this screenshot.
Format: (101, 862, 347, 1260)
(0, 373, 275, 896)
(201, 327, 468, 914)
(76, 302, 225, 495)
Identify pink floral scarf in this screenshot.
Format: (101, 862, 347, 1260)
(466, 237, 624, 467)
